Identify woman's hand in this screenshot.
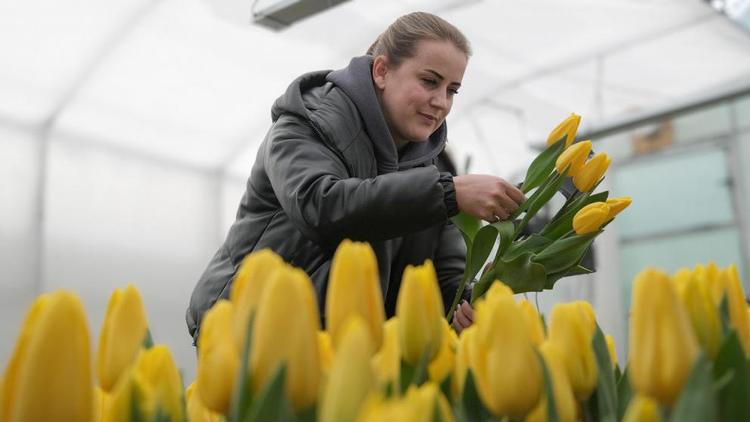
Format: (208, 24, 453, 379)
(452, 300, 474, 333)
(453, 175, 525, 223)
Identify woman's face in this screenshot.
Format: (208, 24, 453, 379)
(373, 39, 468, 148)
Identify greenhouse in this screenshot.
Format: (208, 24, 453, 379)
(2, 0, 750, 420)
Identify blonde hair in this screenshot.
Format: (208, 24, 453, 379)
(367, 12, 471, 67)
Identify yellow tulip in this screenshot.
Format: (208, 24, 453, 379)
(471, 293, 542, 418)
(629, 268, 699, 406)
(326, 240, 385, 352)
(320, 317, 374, 422)
(546, 113, 581, 148)
(695, 262, 722, 303)
(250, 265, 321, 411)
(356, 383, 452, 422)
(230, 249, 285, 354)
(675, 272, 722, 359)
(573, 152, 611, 192)
(519, 299, 546, 346)
(605, 196, 632, 220)
(396, 260, 444, 365)
(318, 330, 334, 376)
(572, 202, 611, 235)
(355, 394, 412, 421)
(555, 140, 592, 177)
(719, 265, 750, 356)
(96, 284, 149, 392)
(622, 395, 662, 422)
(197, 299, 239, 413)
(452, 325, 475, 400)
(1, 291, 93, 422)
(404, 383, 454, 422)
(427, 319, 457, 384)
(135, 345, 185, 421)
(372, 318, 400, 393)
(107, 366, 149, 422)
(186, 382, 222, 422)
(605, 335, 618, 369)
(526, 341, 577, 422)
(548, 302, 598, 401)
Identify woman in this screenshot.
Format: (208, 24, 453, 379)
(186, 12, 524, 342)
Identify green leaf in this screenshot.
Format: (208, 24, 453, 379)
(229, 315, 255, 422)
(533, 232, 598, 274)
(490, 252, 547, 295)
(616, 367, 633, 422)
(244, 364, 296, 422)
(504, 234, 553, 261)
(719, 294, 732, 337)
(668, 355, 717, 422)
(521, 137, 566, 193)
(515, 170, 567, 238)
(492, 220, 515, 258)
(537, 349, 560, 422)
(545, 263, 594, 290)
(399, 348, 431, 393)
(713, 331, 750, 422)
(451, 211, 482, 242)
(469, 224, 500, 281)
(455, 370, 493, 422)
(142, 328, 154, 349)
(587, 324, 617, 422)
(541, 191, 609, 240)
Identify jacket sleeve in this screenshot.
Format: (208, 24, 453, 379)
(264, 115, 456, 245)
(433, 222, 469, 316)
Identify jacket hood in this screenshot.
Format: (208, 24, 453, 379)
(271, 56, 447, 174)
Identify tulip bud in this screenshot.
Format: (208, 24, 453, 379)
(548, 302, 598, 401)
(519, 299, 546, 346)
(526, 341, 577, 422)
(629, 268, 699, 406)
(230, 249, 285, 353)
(573, 152, 611, 192)
(396, 261, 444, 365)
(404, 383, 454, 422)
(1, 291, 93, 422)
(572, 202, 611, 235)
(428, 319, 457, 384)
(555, 140, 592, 177)
(372, 318, 400, 393)
(250, 265, 321, 411)
(197, 299, 239, 413)
(96, 284, 148, 392)
(452, 325, 475, 400)
(674, 272, 722, 359)
(471, 293, 542, 418)
(186, 382, 222, 422)
(546, 113, 581, 148)
(719, 265, 750, 356)
(623, 395, 662, 422)
(605, 335, 618, 369)
(133, 345, 185, 422)
(605, 196, 632, 220)
(320, 317, 374, 422)
(326, 240, 385, 352)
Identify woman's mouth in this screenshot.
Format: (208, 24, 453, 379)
(418, 112, 437, 124)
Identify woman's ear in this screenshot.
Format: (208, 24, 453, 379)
(372, 55, 388, 90)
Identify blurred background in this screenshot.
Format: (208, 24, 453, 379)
(1, 0, 749, 383)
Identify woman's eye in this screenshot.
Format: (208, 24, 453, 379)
(449, 88, 459, 95)
(422, 78, 437, 86)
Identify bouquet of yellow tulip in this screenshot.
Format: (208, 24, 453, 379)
(448, 113, 632, 320)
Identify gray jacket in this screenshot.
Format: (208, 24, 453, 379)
(186, 56, 466, 343)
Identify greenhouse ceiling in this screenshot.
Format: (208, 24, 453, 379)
(1, 0, 749, 179)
